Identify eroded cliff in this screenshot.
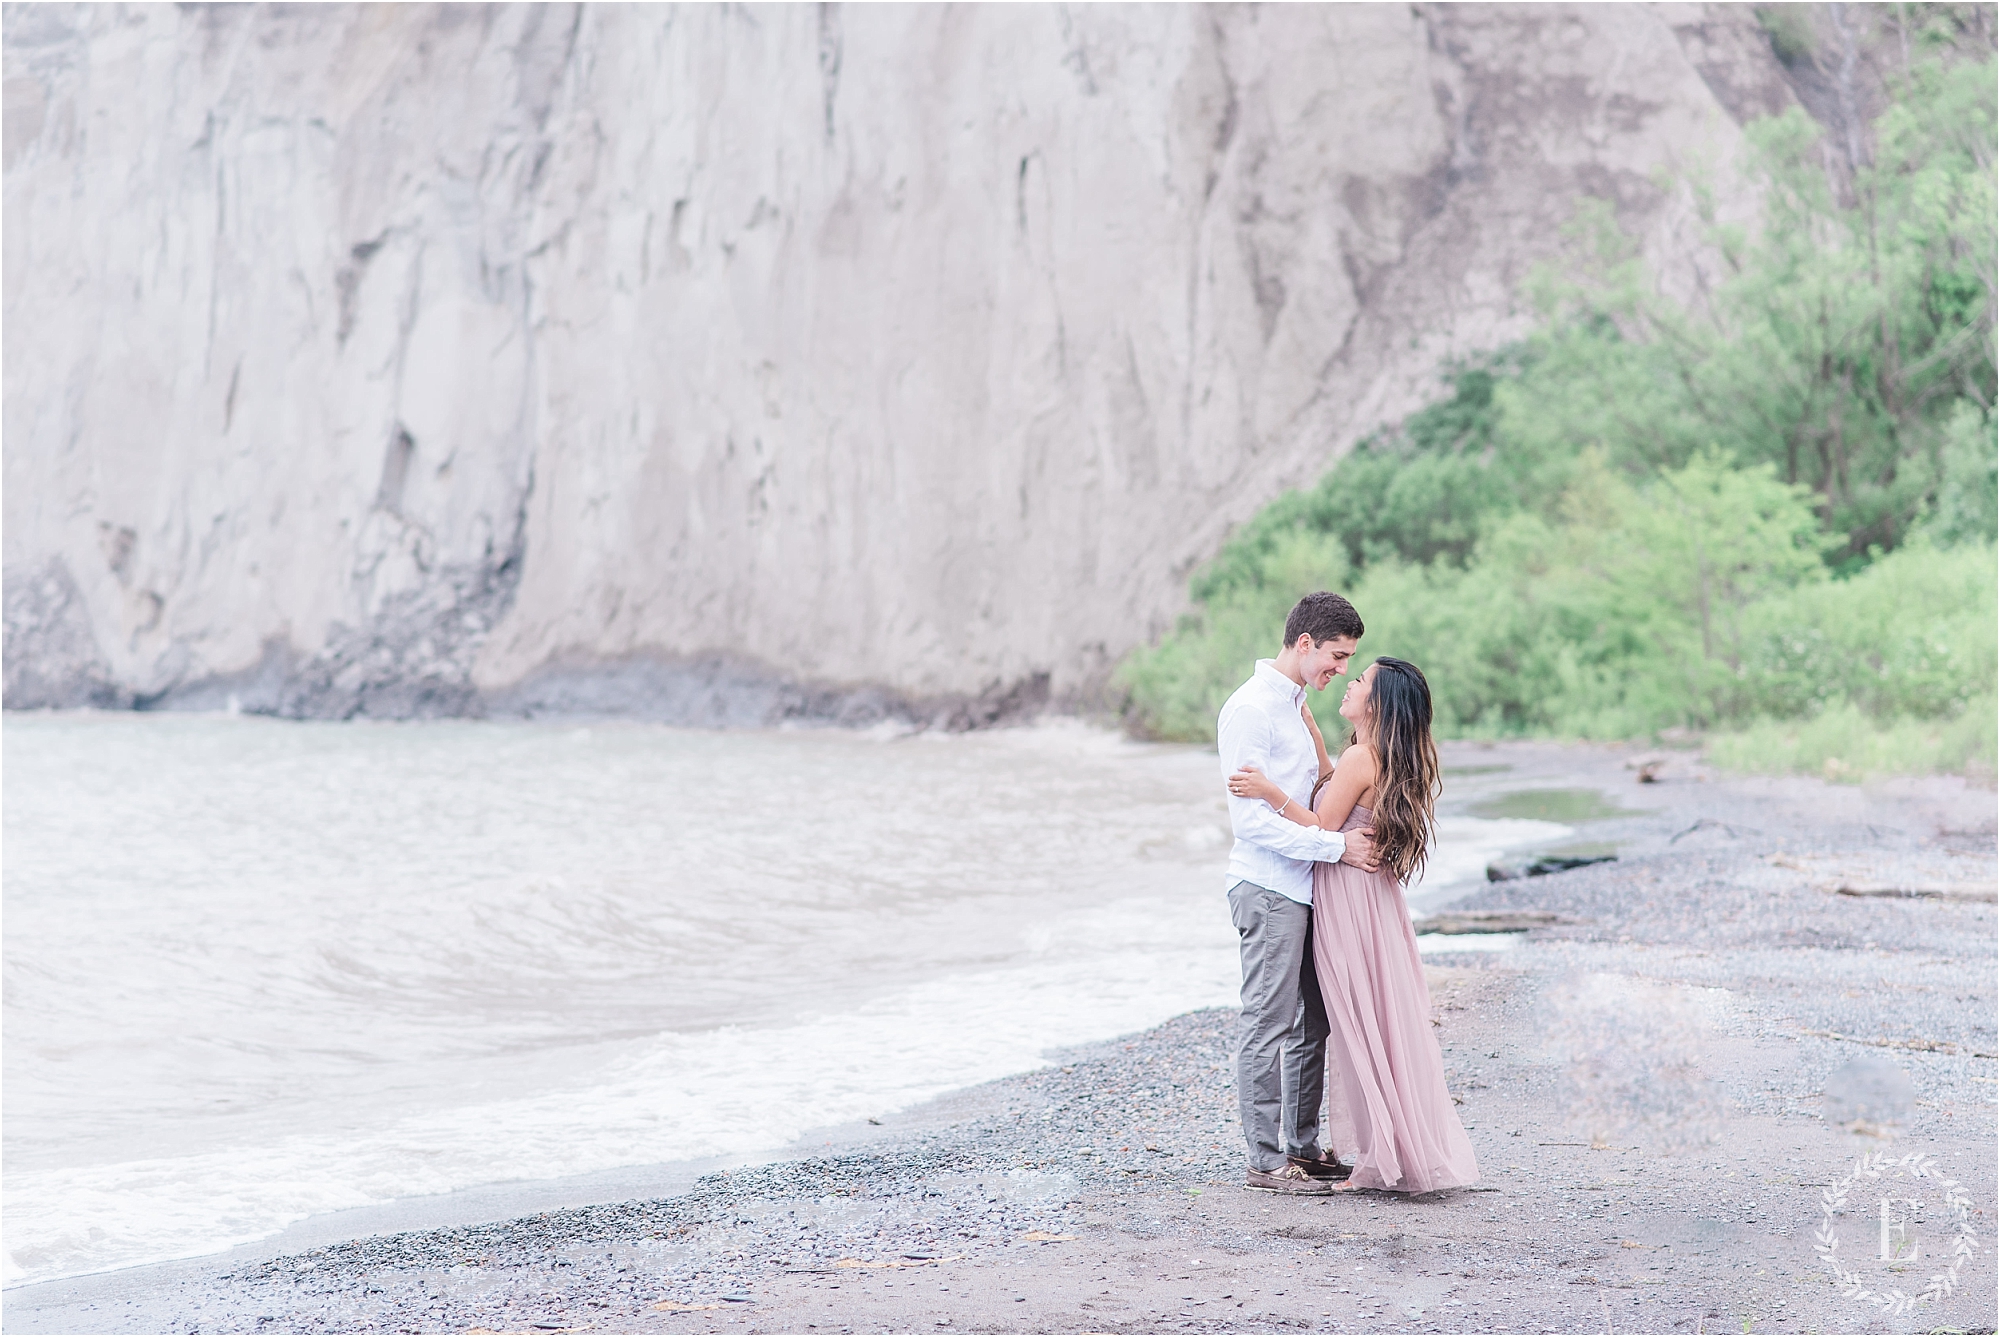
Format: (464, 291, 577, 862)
(4, 3, 1805, 723)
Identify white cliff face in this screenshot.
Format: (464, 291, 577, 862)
(2, 3, 1797, 722)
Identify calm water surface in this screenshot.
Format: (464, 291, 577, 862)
(2, 713, 1564, 1285)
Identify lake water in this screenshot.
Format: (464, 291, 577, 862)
(1, 713, 1567, 1286)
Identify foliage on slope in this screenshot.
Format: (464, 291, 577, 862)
(1119, 37, 1997, 777)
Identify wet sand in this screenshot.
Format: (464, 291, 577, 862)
(7, 741, 1995, 1335)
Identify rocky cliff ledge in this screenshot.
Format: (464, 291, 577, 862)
(4, 4, 1805, 725)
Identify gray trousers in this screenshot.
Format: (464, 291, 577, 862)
(1228, 879, 1329, 1171)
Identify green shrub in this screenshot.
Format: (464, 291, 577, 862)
(1119, 467, 1996, 763)
(1735, 541, 1999, 722)
(1705, 695, 1998, 781)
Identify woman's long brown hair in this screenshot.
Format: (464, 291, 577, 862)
(1353, 657, 1441, 883)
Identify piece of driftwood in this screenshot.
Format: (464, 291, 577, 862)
(1796, 1027, 1998, 1060)
(1413, 910, 1577, 935)
(1486, 854, 1617, 881)
(1625, 755, 1667, 783)
(1833, 881, 1998, 903)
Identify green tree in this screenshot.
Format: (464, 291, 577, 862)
(1505, 53, 1997, 565)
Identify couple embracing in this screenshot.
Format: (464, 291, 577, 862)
(1219, 591, 1479, 1197)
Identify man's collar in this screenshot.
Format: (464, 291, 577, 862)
(1253, 658, 1305, 704)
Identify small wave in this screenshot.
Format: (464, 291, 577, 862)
(4, 905, 1238, 1287)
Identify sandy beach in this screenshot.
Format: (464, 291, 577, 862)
(7, 740, 1994, 1336)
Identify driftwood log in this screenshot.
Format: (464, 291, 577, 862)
(1832, 881, 1998, 903)
(1486, 855, 1617, 882)
(1412, 910, 1580, 935)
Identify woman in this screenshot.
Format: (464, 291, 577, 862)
(1228, 657, 1479, 1194)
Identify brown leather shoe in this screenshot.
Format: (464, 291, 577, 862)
(1288, 1151, 1353, 1180)
(1245, 1163, 1336, 1195)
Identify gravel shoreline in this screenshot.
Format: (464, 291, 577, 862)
(8, 743, 1995, 1335)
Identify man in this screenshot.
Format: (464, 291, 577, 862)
(1218, 591, 1372, 1195)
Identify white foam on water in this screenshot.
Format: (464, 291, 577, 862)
(3, 891, 1240, 1285)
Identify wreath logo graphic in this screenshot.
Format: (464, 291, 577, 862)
(1815, 1150, 1976, 1315)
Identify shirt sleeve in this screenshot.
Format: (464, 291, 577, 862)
(1218, 699, 1349, 863)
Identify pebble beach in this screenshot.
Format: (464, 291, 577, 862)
(6, 740, 1994, 1336)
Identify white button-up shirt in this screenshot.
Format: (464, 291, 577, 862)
(1217, 659, 1350, 904)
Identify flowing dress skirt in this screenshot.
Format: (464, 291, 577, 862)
(1312, 804, 1480, 1192)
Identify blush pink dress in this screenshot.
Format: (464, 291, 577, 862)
(1312, 803, 1480, 1192)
